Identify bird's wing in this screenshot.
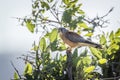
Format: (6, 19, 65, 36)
(65, 31, 85, 43)
(65, 31, 102, 49)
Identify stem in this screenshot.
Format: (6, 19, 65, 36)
(10, 61, 22, 79)
(66, 49, 73, 80)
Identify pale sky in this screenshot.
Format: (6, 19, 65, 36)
(0, 0, 120, 80)
(0, 0, 33, 53)
(0, 0, 120, 54)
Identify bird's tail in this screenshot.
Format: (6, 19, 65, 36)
(84, 40, 102, 49)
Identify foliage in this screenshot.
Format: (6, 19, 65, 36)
(12, 0, 120, 80)
(14, 72, 19, 80)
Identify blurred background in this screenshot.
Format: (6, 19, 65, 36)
(0, 0, 120, 80)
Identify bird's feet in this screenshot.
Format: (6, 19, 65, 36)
(66, 47, 72, 53)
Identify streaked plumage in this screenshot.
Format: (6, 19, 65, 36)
(58, 27, 102, 49)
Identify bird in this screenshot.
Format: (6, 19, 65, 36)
(58, 27, 102, 50)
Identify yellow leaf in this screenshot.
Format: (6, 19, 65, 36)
(24, 62, 32, 75)
(77, 22, 88, 28)
(14, 72, 19, 80)
(84, 66, 95, 73)
(99, 58, 107, 64)
(26, 20, 35, 33)
(107, 44, 119, 55)
(90, 47, 102, 59)
(31, 45, 38, 51)
(85, 32, 93, 37)
(49, 28, 58, 42)
(100, 35, 106, 45)
(63, 56, 67, 61)
(39, 37, 46, 52)
(115, 28, 120, 37)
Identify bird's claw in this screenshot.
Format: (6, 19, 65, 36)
(66, 47, 72, 53)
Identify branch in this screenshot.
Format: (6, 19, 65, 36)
(17, 56, 36, 68)
(100, 7, 114, 18)
(10, 61, 22, 79)
(83, 7, 114, 32)
(66, 49, 73, 80)
(12, 17, 61, 24)
(49, 0, 61, 23)
(44, 19, 61, 24)
(50, 9, 58, 21)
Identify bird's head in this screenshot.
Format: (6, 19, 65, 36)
(58, 27, 68, 34)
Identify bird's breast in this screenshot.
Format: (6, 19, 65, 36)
(59, 33, 78, 48)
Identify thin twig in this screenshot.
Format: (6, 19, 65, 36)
(10, 61, 22, 79)
(100, 7, 114, 18)
(11, 17, 61, 24)
(18, 56, 36, 67)
(50, 9, 58, 20)
(52, 8, 61, 23)
(83, 7, 114, 29)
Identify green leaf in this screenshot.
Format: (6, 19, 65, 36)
(25, 20, 35, 33)
(31, 45, 38, 51)
(45, 32, 50, 38)
(58, 42, 67, 51)
(41, 1, 50, 10)
(24, 62, 32, 75)
(90, 47, 102, 59)
(72, 48, 78, 58)
(69, 20, 78, 29)
(62, 9, 72, 23)
(78, 3, 82, 7)
(68, 0, 78, 8)
(100, 35, 106, 45)
(59, 54, 67, 61)
(49, 28, 58, 43)
(47, 0, 53, 2)
(78, 9, 85, 14)
(78, 16, 84, 21)
(50, 40, 58, 51)
(115, 28, 120, 37)
(14, 72, 19, 80)
(82, 56, 92, 65)
(111, 44, 119, 50)
(114, 37, 120, 43)
(109, 31, 114, 41)
(83, 27, 93, 31)
(76, 59, 81, 67)
(72, 49, 79, 66)
(80, 49, 87, 57)
(39, 37, 46, 52)
(85, 32, 93, 37)
(62, 0, 69, 5)
(77, 22, 88, 28)
(73, 57, 80, 67)
(62, 55, 67, 61)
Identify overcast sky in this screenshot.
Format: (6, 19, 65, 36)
(0, 0, 33, 53)
(0, 0, 120, 54)
(0, 0, 120, 80)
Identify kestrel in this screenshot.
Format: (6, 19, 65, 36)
(58, 27, 102, 49)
